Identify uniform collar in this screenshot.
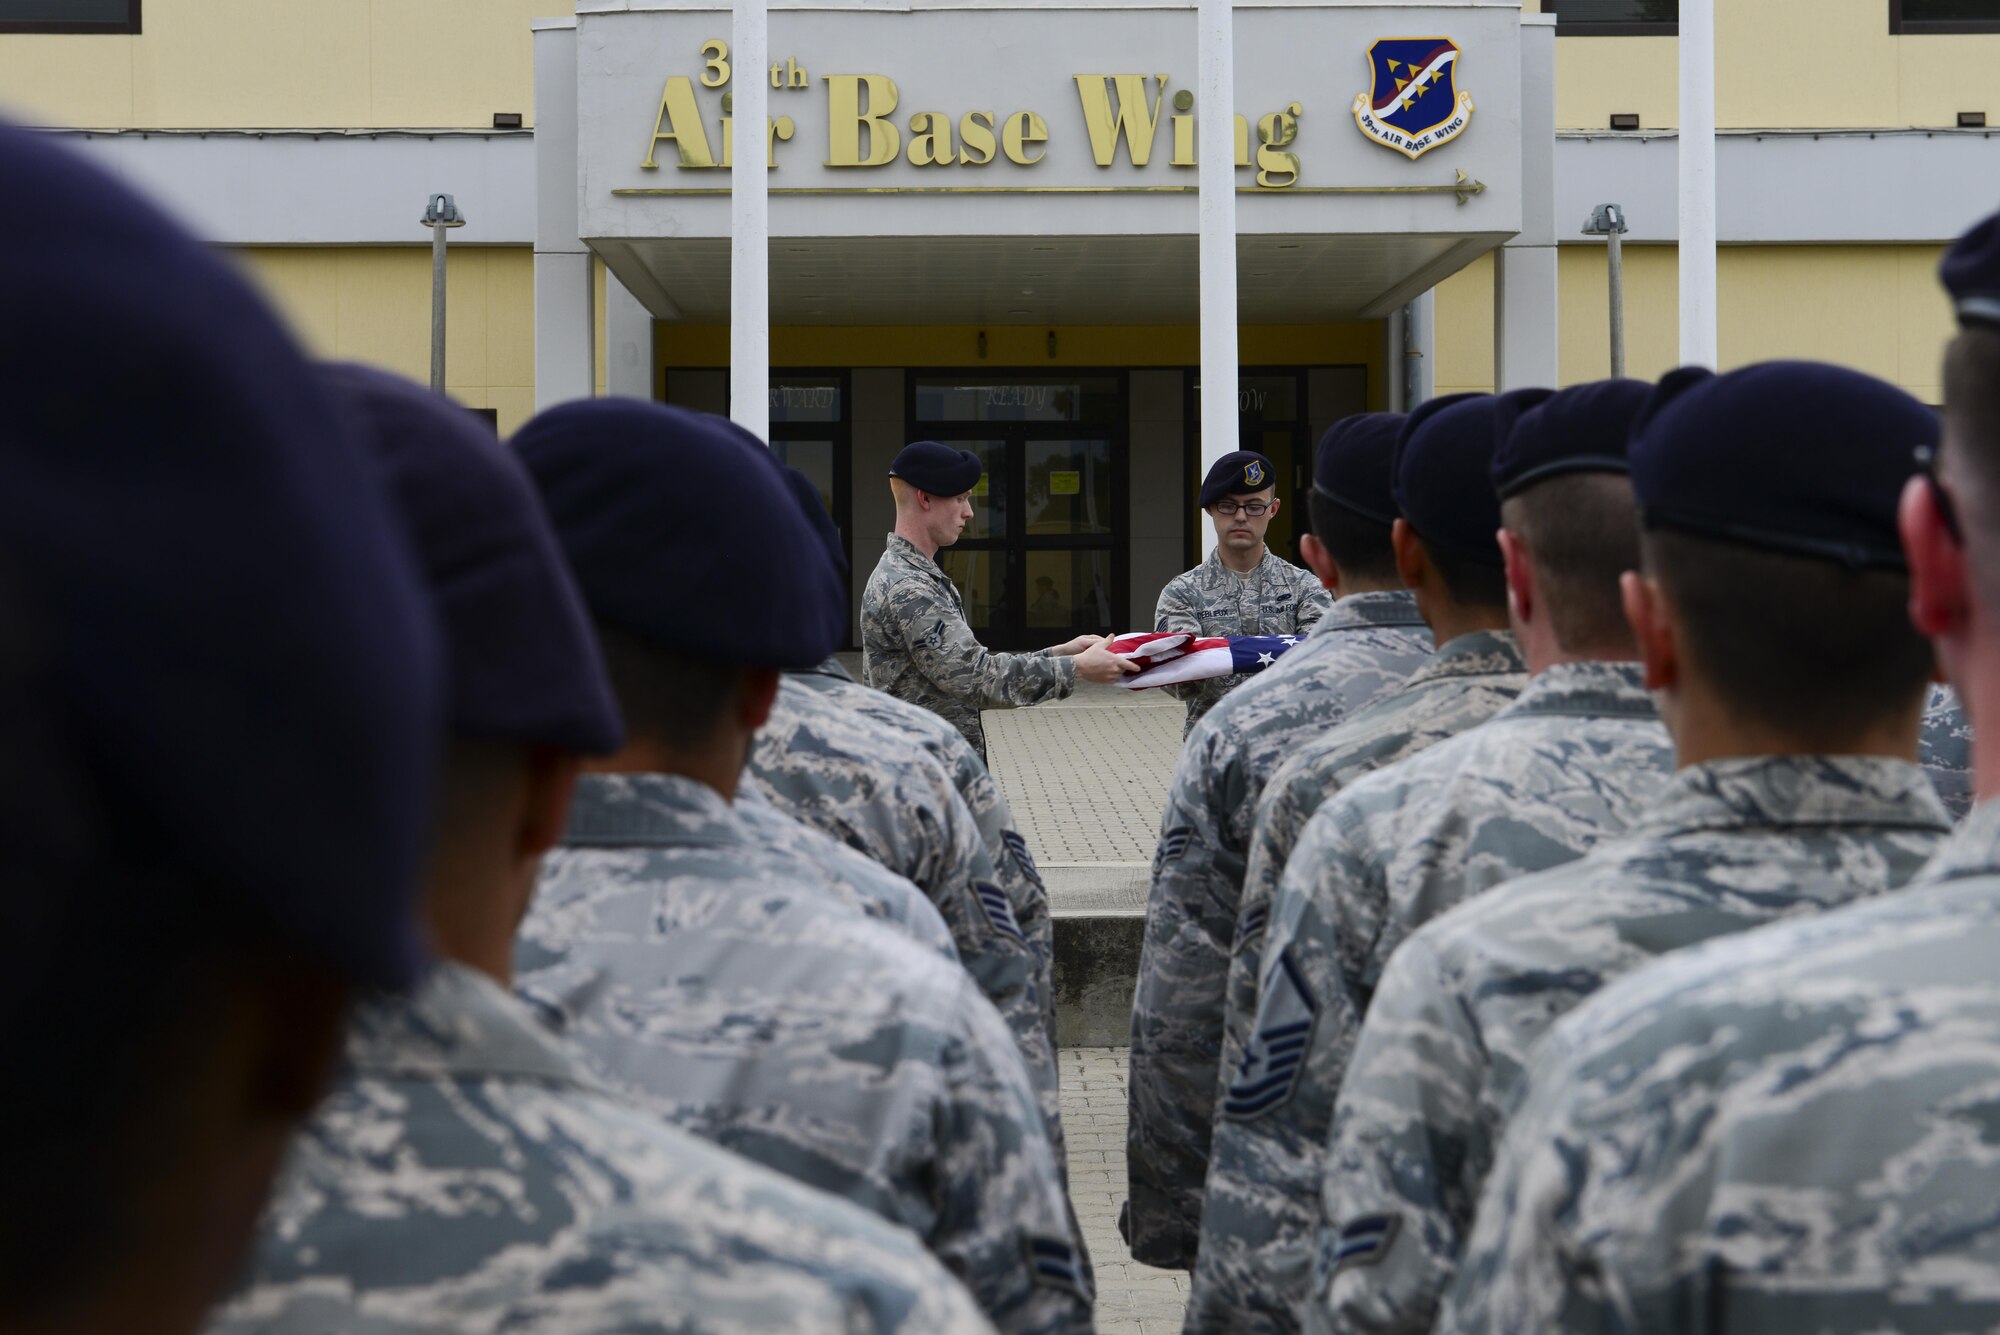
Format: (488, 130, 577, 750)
(1307, 589, 1426, 639)
(1204, 546, 1276, 578)
(345, 960, 604, 1091)
(794, 655, 855, 683)
(1916, 794, 2000, 885)
(885, 532, 946, 575)
(561, 772, 740, 847)
(1491, 660, 1656, 721)
(1631, 755, 1951, 841)
(1398, 628, 1525, 690)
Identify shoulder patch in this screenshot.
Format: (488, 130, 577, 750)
(1158, 826, 1194, 864)
(1023, 1236, 1092, 1299)
(1330, 1214, 1401, 1274)
(1000, 829, 1045, 890)
(926, 618, 947, 648)
(975, 881, 1027, 944)
(1222, 945, 1318, 1120)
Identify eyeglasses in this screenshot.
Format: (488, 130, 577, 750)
(1916, 444, 1963, 545)
(1213, 500, 1271, 517)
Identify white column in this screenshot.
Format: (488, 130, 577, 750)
(1405, 291, 1436, 406)
(1494, 13, 1559, 391)
(1678, 0, 1718, 367)
(1197, 0, 1238, 556)
(730, 0, 771, 441)
(605, 273, 657, 400)
(532, 20, 594, 409)
(1384, 305, 1408, 412)
(532, 19, 594, 409)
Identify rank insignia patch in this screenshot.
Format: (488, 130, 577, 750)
(1353, 38, 1474, 160)
(1221, 945, 1317, 1120)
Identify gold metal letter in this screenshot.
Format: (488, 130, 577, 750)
(641, 75, 718, 170)
(769, 114, 795, 167)
(787, 57, 807, 89)
(1234, 113, 1251, 166)
(1002, 110, 1049, 165)
(1171, 113, 1195, 165)
(1255, 108, 1299, 188)
(824, 74, 901, 167)
(959, 110, 998, 165)
(907, 111, 957, 166)
(1073, 74, 1169, 167)
(700, 40, 729, 88)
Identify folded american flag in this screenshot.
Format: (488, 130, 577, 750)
(1106, 631, 1305, 690)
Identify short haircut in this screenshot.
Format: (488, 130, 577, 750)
(1944, 327, 2000, 608)
(593, 622, 745, 751)
(1308, 490, 1400, 584)
(1412, 529, 1509, 610)
(1500, 474, 1641, 655)
(1642, 528, 1934, 735)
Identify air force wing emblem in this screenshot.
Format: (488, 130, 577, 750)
(1353, 38, 1474, 160)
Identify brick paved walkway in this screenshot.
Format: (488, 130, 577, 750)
(1063, 1046, 1191, 1333)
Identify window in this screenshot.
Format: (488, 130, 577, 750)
(1547, 0, 1678, 35)
(0, 0, 139, 33)
(1891, 0, 2000, 33)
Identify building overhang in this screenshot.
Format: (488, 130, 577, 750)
(571, 1, 1529, 323)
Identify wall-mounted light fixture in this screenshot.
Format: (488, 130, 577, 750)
(1609, 113, 1641, 131)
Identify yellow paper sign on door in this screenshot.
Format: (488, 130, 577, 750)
(1050, 470, 1081, 495)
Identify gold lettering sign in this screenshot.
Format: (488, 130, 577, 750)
(640, 42, 1341, 189)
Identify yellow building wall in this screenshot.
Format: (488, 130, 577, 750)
(0, 0, 570, 129)
(1539, 0, 2000, 130)
(1436, 243, 1954, 401)
(234, 245, 541, 433)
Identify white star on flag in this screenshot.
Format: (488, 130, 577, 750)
(1256, 652, 1276, 665)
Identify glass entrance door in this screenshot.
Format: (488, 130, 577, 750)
(910, 375, 1127, 650)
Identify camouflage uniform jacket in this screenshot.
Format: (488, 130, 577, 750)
(1218, 631, 1528, 1141)
(1124, 590, 1432, 1269)
(1153, 548, 1335, 734)
(515, 774, 1092, 1335)
(1192, 661, 1669, 1333)
(1437, 774, 1979, 1335)
(1922, 682, 1975, 820)
(1321, 754, 1948, 1335)
(209, 960, 994, 1335)
(750, 675, 1060, 1149)
(733, 781, 959, 961)
(790, 657, 1057, 1039)
(862, 534, 1076, 760)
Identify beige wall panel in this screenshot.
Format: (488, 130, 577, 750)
(1434, 252, 1497, 396)
(370, 0, 561, 128)
(1896, 243, 1954, 405)
(1716, 246, 1902, 380)
(236, 244, 537, 431)
(1896, 33, 2000, 128)
(1555, 37, 1675, 131)
(1556, 244, 1679, 384)
(132, 1, 371, 128)
(0, 37, 134, 127)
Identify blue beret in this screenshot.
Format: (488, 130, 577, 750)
(317, 364, 622, 757)
(1630, 361, 1936, 570)
(891, 440, 982, 496)
(0, 125, 440, 991)
(1491, 379, 1649, 499)
(1199, 451, 1278, 509)
(782, 466, 849, 581)
(1391, 394, 1506, 567)
(513, 400, 847, 670)
(1941, 209, 2000, 331)
(1312, 414, 1405, 524)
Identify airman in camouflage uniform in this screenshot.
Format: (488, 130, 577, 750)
(211, 962, 994, 1335)
(1125, 588, 1429, 1268)
(1324, 755, 1948, 1335)
(1198, 662, 1671, 1332)
(788, 656, 1059, 1044)
(1153, 550, 1332, 733)
(749, 673, 1061, 1144)
(1155, 449, 1334, 734)
(1220, 628, 1528, 1105)
(862, 441, 1137, 759)
(733, 781, 960, 959)
(517, 773, 1093, 1335)
(1922, 682, 1975, 818)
